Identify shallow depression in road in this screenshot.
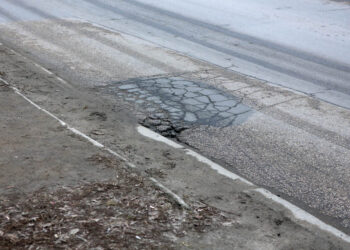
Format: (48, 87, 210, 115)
(105, 76, 254, 135)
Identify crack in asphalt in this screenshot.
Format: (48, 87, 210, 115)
(103, 76, 254, 137)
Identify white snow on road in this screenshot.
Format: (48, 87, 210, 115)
(139, 0, 350, 65)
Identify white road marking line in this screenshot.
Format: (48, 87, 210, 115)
(0, 78, 128, 166)
(1, 44, 73, 88)
(138, 126, 253, 185)
(33, 62, 53, 75)
(137, 124, 350, 243)
(185, 149, 254, 186)
(68, 127, 104, 148)
(105, 148, 136, 168)
(56, 77, 71, 87)
(13, 87, 67, 127)
(31, 60, 73, 88)
(149, 177, 189, 209)
(255, 188, 350, 243)
(137, 126, 183, 149)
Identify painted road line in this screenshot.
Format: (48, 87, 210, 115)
(1, 44, 73, 88)
(185, 149, 253, 186)
(149, 177, 190, 209)
(137, 126, 253, 185)
(137, 126, 184, 149)
(254, 188, 350, 243)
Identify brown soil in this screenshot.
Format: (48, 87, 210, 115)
(0, 155, 228, 249)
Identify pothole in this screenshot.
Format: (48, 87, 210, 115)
(102, 76, 254, 137)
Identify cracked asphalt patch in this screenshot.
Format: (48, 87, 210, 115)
(102, 76, 254, 136)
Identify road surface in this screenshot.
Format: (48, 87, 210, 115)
(1, 0, 350, 238)
(1, 0, 350, 108)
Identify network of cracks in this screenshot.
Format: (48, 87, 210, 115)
(104, 76, 254, 137)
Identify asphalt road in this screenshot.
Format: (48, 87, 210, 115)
(1, 0, 350, 108)
(1, 0, 350, 236)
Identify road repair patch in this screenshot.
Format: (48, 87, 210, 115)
(101, 76, 254, 137)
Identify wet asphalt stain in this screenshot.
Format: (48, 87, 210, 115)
(103, 76, 254, 137)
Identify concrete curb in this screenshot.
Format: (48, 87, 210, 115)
(137, 126, 350, 243)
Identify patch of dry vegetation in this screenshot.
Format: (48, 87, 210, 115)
(0, 156, 229, 249)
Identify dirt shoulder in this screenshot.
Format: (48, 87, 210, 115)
(0, 80, 229, 249)
(0, 42, 349, 249)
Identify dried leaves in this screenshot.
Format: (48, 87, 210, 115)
(0, 166, 228, 249)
